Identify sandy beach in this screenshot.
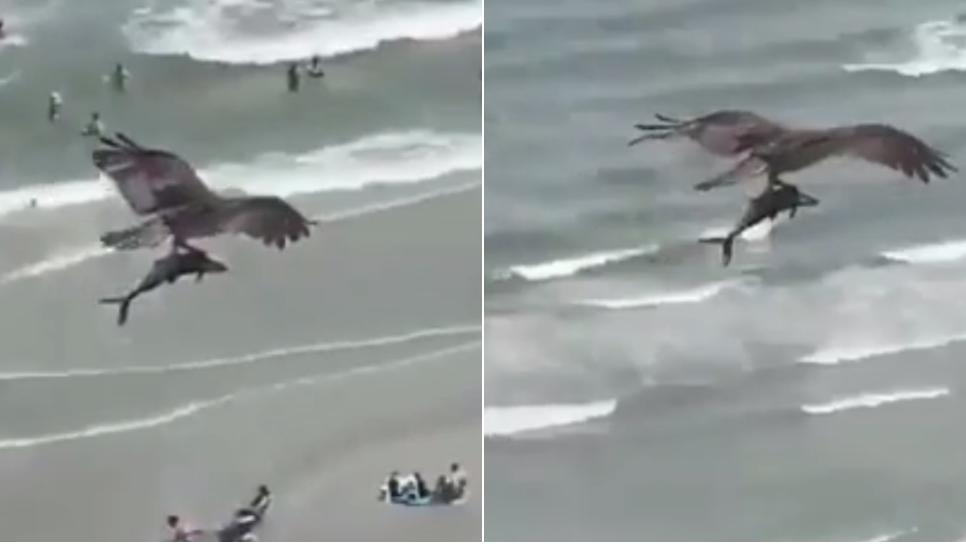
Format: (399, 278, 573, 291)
(0, 187, 481, 541)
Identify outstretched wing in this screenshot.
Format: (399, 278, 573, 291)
(220, 197, 317, 249)
(830, 124, 957, 183)
(92, 134, 218, 216)
(633, 110, 786, 157)
(692, 111, 787, 156)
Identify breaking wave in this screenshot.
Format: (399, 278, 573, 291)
(497, 245, 658, 282)
(800, 388, 950, 415)
(0, 323, 480, 380)
(0, 341, 479, 450)
(484, 399, 617, 437)
(843, 19, 966, 77)
(577, 280, 739, 310)
(867, 527, 917, 542)
(0, 246, 113, 285)
(0, 34, 28, 51)
(880, 238, 966, 264)
(0, 130, 480, 218)
(123, 0, 482, 64)
(799, 333, 966, 365)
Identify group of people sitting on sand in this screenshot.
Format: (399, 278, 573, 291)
(379, 463, 468, 506)
(166, 485, 271, 542)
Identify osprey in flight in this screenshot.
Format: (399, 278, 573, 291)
(629, 110, 957, 193)
(93, 133, 316, 252)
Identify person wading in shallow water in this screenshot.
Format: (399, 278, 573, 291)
(306, 54, 325, 78)
(287, 62, 300, 92)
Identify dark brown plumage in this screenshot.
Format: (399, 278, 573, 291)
(694, 122, 957, 192)
(629, 110, 786, 157)
(93, 133, 317, 251)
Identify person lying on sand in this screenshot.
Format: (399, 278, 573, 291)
(216, 485, 271, 541)
(99, 247, 228, 326)
(166, 515, 204, 542)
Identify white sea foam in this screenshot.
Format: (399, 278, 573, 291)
(0, 34, 28, 51)
(800, 332, 966, 365)
(0, 70, 20, 88)
(868, 527, 917, 542)
(0, 396, 229, 449)
(0, 324, 480, 380)
(801, 388, 950, 415)
(207, 130, 482, 198)
(578, 280, 739, 310)
(0, 341, 479, 450)
(844, 19, 966, 77)
(123, 0, 482, 64)
(318, 181, 479, 222)
(0, 130, 480, 219)
(484, 399, 617, 437)
(501, 246, 658, 282)
(880, 239, 966, 264)
(0, 180, 479, 288)
(0, 246, 113, 285)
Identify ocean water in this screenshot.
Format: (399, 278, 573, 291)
(484, 0, 966, 540)
(0, 0, 480, 539)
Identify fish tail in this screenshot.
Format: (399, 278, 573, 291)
(99, 296, 133, 326)
(698, 235, 736, 267)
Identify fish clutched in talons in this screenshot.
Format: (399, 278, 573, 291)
(699, 181, 819, 267)
(99, 248, 228, 326)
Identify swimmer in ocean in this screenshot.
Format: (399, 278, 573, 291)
(81, 111, 104, 137)
(287, 62, 300, 92)
(306, 54, 325, 78)
(48, 92, 62, 123)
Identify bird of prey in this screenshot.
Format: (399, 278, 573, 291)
(629, 110, 787, 157)
(92, 133, 317, 252)
(692, 122, 957, 193)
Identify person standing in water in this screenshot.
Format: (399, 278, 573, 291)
(111, 62, 130, 92)
(286, 62, 300, 92)
(81, 111, 104, 137)
(47, 92, 62, 123)
(306, 54, 325, 78)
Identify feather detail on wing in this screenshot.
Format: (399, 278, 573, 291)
(100, 217, 171, 250)
(92, 134, 218, 216)
(830, 124, 957, 183)
(220, 197, 317, 249)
